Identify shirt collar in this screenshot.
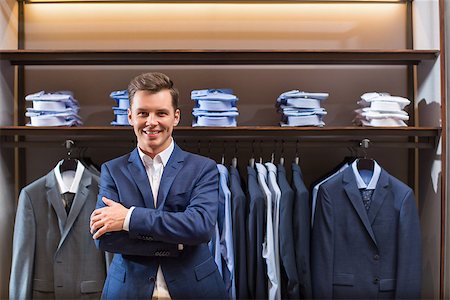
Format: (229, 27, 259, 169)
(255, 163, 268, 179)
(138, 138, 174, 168)
(53, 160, 85, 194)
(351, 159, 381, 190)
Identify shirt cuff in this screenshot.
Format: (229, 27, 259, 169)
(123, 206, 135, 231)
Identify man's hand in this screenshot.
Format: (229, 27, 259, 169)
(90, 197, 128, 239)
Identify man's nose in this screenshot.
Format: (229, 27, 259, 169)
(145, 114, 157, 125)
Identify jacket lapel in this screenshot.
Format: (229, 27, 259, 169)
(46, 172, 67, 236)
(342, 168, 378, 247)
(156, 144, 185, 209)
(58, 170, 92, 250)
(128, 148, 155, 209)
(367, 169, 389, 225)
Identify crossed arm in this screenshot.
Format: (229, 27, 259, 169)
(89, 160, 219, 255)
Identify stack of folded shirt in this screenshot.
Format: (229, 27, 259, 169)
(276, 90, 328, 127)
(110, 90, 130, 126)
(25, 91, 82, 127)
(353, 92, 410, 127)
(191, 89, 239, 127)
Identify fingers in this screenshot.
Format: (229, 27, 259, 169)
(92, 224, 106, 239)
(102, 197, 115, 206)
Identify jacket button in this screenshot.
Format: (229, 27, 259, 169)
(149, 277, 155, 283)
(374, 254, 380, 260)
(373, 277, 380, 284)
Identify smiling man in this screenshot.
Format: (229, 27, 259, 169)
(89, 72, 227, 299)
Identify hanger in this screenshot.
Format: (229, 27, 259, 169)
(249, 140, 255, 168)
(220, 141, 225, 165)
(356, 138, 374, 171)
(294, 139, 300, 165)
(79, 147, 100, 172)
(279, 140, 285, 166)
(60, 140, 78, 173)
(231, 140, 238, 168)
(258, 139, 263, 164)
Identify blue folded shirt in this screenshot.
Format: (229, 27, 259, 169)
(277, 90, 329, 101)
(192, 116, 237, 127)
(280, 114, 325, 127)
(191, 89, 238, 101)
(192, 108, 239, 117)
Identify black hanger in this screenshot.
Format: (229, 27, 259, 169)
(356, 138, 374, 171)
(60, 140, 78, 173)
(279, 140, 285, 166)
(231, 140, 238, 168)
(294, 139, 300, 165)
(249, 140, 255, 168)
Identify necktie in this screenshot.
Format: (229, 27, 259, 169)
(360, 189, 374, 211)
(62, 192, 75, 214)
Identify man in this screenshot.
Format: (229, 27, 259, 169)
(90, 72, 227, 299)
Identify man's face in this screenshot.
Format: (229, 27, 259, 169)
(128, 89, 180, 157)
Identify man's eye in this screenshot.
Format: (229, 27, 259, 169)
(138, 112, 148, 117)
(158, 112, 168, 117)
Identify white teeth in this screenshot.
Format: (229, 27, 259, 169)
(144, 130, 158, 134)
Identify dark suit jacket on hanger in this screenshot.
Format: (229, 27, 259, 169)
(277, 163, 300, 299)
(311, 166, 421, 299)
(229, 165, 249, 299)
(291, 162, 312, 299)
(95, 144, 227, 299)
(10, 168, 106, 300)
(246, 165, 268, 300)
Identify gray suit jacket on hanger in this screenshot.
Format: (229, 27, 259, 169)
(10, 168, 107, 300)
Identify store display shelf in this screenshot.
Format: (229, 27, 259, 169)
(0, 126, 440, 148)
(0, 49, 439, 65)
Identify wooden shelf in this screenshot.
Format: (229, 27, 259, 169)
(0, 49, 439, 65)
(22, 0, 413, 4)
(0, 126, 440, 148)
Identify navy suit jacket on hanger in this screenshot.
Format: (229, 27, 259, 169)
(229, 165, 249, 299)
(291, 162, 313, 299)
(311, 166, 421, 299)
(277, 163, 301, 299)
(246, 165, 268, 299)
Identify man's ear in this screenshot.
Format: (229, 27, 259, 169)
(128, 108, 133, 125)
(174, 109, 180, 126)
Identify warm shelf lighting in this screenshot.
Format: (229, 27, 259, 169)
(23, 0, 409, 3)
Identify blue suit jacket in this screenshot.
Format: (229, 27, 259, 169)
(95, 144, 227, 299)
(311, 166, 421, 299)
(229, 166, 249, 299)
(291, 163, 312, 299)
(246, 166, 268, 299)
(277, 164, 300, 299)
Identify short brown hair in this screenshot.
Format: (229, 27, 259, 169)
(128, 72, 179, 110)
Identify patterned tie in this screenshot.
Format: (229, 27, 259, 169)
(360, 189, 374, 211)
(62, 192, 75, 215)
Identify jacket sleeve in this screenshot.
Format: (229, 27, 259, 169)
(311, 186, 334, 299)
(395, 189, 422, 299)
(10, 189, 36, 300)
(129, 159, 219, 245)
(95, 163, 181, 256)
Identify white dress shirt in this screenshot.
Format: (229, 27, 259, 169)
(351, 159, 381, 189)
(53, 159, 85, 198)
(123, 139, 175, 300)
(255, 163, 279, 300)
(265, 162, 282, 300)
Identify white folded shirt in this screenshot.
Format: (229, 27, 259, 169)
(355, 109, 409, 121)
(359, 92, 410, 109)
(354, 118, 407, 127)
(357, 100, 404, 112)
